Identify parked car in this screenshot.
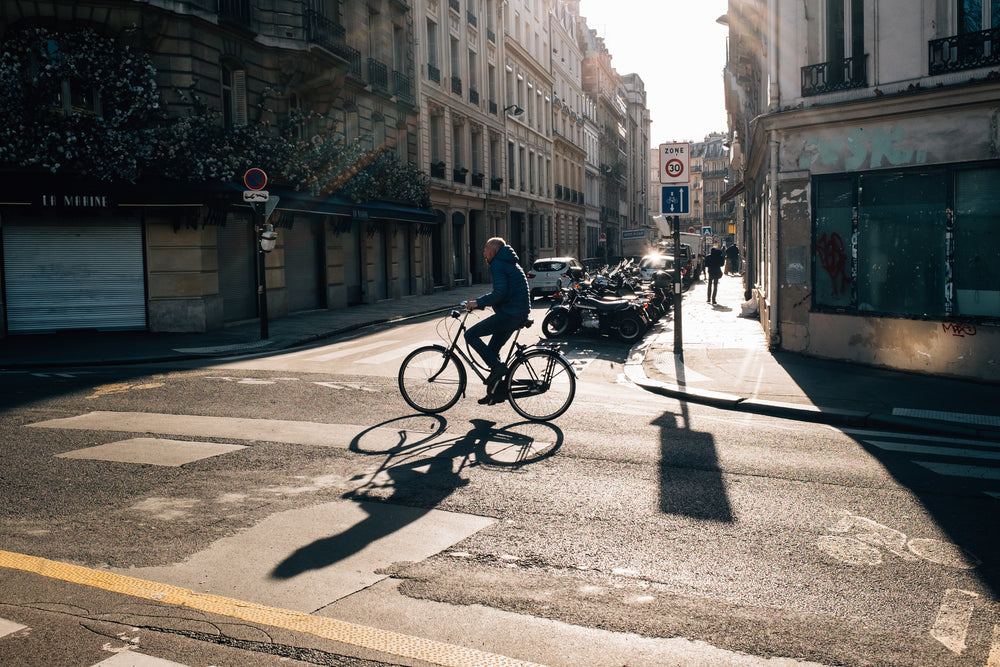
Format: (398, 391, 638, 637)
(638, 253, 687, 290)
(526, 257, 585, 300)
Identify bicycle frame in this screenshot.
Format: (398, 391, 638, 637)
(435, 307, 529, 383)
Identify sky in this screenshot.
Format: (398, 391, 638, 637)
(578, 0, 730, 146)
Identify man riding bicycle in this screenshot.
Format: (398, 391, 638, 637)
(464, 237, 531, 404)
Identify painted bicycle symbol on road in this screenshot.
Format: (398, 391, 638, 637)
(817, 510, 979, 569)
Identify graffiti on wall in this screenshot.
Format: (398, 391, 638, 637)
(942, 323, 978, 337)
(816, 232, 851, 297)
(799, 125, 929, 171)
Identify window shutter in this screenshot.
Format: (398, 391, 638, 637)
(233, 69, 247, 127)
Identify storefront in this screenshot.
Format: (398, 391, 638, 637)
(0, 174, 439, 337)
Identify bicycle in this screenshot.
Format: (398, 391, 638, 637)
(398, 304, 576, 421)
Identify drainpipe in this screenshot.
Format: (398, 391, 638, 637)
(768, 133, 780, 349)
(766, 0, 780, 347)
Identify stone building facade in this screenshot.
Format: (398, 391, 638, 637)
(723, 0, 1000, 381)
(0, 0, 651, 338)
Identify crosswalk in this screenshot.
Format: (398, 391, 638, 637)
(213, 334, 595, 377)
(843, 428, 1000, 498)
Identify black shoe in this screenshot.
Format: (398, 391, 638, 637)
(484, 365, 505, 385)
(478, 393, 502, 405)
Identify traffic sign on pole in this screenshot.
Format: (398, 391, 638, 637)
(244, 168, 267, 191)
(661, 185, 690, 215)
(659, 142, 690, 184)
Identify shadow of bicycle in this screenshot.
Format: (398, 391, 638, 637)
(348, 414, 564, 468)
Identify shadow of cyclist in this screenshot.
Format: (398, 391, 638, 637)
(270, 418, 495, 580)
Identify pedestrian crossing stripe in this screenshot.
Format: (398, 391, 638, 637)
(0, 550, 544, 667)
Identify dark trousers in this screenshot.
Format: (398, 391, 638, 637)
(707, 273, 721, 302)
(465, 312, 524, 370)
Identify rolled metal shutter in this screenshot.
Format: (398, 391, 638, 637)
(3, 220, 146, 333)
(216, 217, 257, 322)
(284, 219, 325, 313)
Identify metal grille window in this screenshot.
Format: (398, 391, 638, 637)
(812, 165, 1000, 320)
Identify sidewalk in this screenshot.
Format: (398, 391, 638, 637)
(1, 278, 999, 439)
(628, 272, 1000, 439)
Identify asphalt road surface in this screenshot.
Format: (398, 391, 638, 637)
(1, 305, 998, 666)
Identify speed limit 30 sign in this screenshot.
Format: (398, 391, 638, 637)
(659, 142, 690, 185)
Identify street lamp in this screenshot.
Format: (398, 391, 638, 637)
(503, 104, 524, 116)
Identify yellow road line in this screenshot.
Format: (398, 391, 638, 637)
(0, 549, 545, 667)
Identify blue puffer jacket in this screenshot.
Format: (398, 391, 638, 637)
(476, 245, 530, 319)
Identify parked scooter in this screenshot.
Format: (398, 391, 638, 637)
(542, 279, 648, 343)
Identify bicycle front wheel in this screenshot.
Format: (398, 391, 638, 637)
(505, 349, 576, 421)
(398, 345, 466, 414)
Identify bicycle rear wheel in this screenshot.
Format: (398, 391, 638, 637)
(505, 349, 576, 421)
(398, 345, 466, 414)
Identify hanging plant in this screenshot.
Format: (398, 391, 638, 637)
(0, 26, 431, 208)
(0, 26, 161, 180)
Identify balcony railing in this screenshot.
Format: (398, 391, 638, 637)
(428, 63, 440, 83)
(489, 99, 497, 114)
(801, 54, 868, 96)
(929, 26, 1000, 74)
(392, 71, 413, 102)
(305, 10, 361, 76)
(367, 58, 388, 92)
(430, 161, 446, 179)
(469, 87, 479, 105)
(471, 172, 485, 188)
(219, 0, 252, 27)
(451, 76, 462, 95)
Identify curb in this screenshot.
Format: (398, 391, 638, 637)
(625, 339, 1000, 441)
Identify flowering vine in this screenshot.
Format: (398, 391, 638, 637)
(0, 27, 430, 209)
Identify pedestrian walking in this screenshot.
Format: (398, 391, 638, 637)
(725, 243, 740, 276)
(705, 244, 725, 304)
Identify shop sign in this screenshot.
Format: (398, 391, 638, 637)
(41, 193, 112, 208)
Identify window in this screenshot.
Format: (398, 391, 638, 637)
(221, 62, 247, 128)
(40, 39, 102, 117)
(813, 165, 1000, 320)
(959, 0, 1000, 32)
(954, 167, 1000, 315)
(426, 19, 439, 82)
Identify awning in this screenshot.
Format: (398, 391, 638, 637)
(719, 180, 745, 205)
(0, 172, 438, 225)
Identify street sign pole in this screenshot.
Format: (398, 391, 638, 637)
(673, 215, 682, 355)
(255, 202, 269, 340)
(244, 168, 270, 340)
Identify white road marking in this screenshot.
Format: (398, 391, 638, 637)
(988, 624, 1000, 667)
(914, 461, 1000, 481)
(931, 589, 978, 654)
(304, 339, 400, 362)
(0, 617, 27, 638)
(93, 651, 189, 666)
(355, 345, 420, 365)
(844, 429, 1000, 448)
(863, 440, 1000, 462)
(892, 408, 1000, 428)
(29, 412, 369, 448)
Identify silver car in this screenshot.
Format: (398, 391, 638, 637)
(526, 257, 585, 300)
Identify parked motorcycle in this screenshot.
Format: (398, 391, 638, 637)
(542, 279, 649, 343)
